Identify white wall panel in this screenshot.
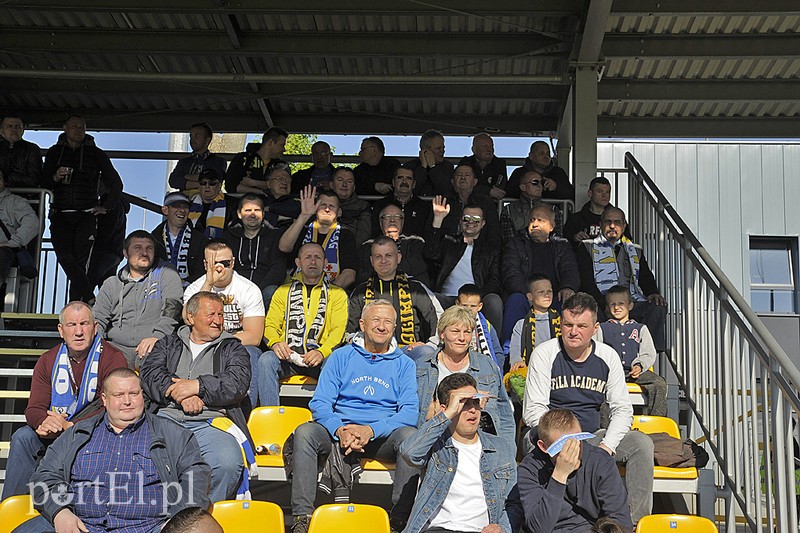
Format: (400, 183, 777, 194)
(597, 141, 800, 296)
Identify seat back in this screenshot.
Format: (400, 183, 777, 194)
(247, 406, 312, 451)
(635, 514, 718, 532)
(307, 503, 390, 533)
(632, 415, 681, 438)
(211, 500, 284, 532)
(0, 495, 40, 533)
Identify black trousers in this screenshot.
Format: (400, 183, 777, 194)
(49, 211, 97, 302)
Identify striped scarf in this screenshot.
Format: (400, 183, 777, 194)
(591, 235, 646, 302)
(208, 417, 257, 500)
(50, 335, 103, 419)
(189, 193, 226, 238)
(521, 308, 562, 365)
(162, 223, 192, 282)
(301, 221, 340, 283)
(285, 279, 328, 353)
(473, 312, 500, 367)
(364, 273, 416, 346)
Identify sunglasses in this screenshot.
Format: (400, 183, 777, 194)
(461, 215, 482, 223)
(528, 179, 542, 186)
(213, 259, 233, 268)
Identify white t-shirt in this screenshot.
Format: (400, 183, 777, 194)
(441, 244, 475, 296)
(428, 439, 489, 531)
(436, 357, 469, 384)
(188, 339, 206, 360)
(184, 272, 265, 334)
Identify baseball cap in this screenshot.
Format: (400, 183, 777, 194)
(163, 191, 190, 206)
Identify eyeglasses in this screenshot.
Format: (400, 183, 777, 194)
(381, 214, 404, 221)
(213, 259, 233, 268)
(527, 180, 542, 186)
(461, 215, 482, 223)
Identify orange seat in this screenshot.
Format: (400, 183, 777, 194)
(307, 503, 390, 533)
(635, 513, 717, 532)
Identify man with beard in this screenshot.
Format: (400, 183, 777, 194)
(93, 231, 184, 368)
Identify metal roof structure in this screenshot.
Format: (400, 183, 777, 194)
(1, 0, 798, 138)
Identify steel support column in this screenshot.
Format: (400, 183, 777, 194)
(572, 67, 598, 201)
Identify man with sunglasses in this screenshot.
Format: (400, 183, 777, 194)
(184, 240, 266, 406)
(425, 199, 503, 330)
(500, 170, 565, 244)
(188, 169, 230, 238)
(508, 140, 575, 201)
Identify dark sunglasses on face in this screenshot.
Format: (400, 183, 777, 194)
(213, 259, 233, 268)
(461, 215, 482, 223)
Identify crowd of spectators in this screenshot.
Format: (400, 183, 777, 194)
(1, 115, 674, 533)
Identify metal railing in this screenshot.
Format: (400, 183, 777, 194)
(624, 152, 800, 532)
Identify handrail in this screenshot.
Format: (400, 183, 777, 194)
(122, 191, 161, 214)
(623, 151, 800, 533)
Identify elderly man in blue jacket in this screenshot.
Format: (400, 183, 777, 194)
(289, 299, 419, 533)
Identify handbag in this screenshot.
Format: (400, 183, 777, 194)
(0, 218, 38, 279)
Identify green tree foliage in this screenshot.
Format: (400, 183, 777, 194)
(284, 133, 318, 173)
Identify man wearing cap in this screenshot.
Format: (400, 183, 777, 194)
(152, 191, 207, 287)
(189, 169, 230, 238)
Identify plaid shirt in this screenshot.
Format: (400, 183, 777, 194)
(70, 415, 166, 532)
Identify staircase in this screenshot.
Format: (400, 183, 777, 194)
(622, 152, 800, 532)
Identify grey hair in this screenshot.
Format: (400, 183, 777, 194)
(361, 298, 397, 321)
(185, 291, 225, 316)
(59, 301, 94, 325)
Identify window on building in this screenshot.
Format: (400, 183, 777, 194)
(749, 237, 798, 314)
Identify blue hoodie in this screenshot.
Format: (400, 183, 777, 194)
(309, 334, 419, 439)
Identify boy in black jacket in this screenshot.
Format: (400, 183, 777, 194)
(518, 409, 633, 533)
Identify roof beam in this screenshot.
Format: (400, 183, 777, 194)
(577, 0, 613, 63)
(598, 116, 800, 139)
(599, 80, 800, 102)
(604, 33, 800, 59)
(4, 0, 583, 15)
(0, 69, 567, 85)
(0, 78, 567, 100)
(0, 28, 569, 56)
(611, 0, 800, 16)
(11, 108, 559, 135)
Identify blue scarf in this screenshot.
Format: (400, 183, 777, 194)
(50, 335, 103, 419)
(209, 417, 257, 500)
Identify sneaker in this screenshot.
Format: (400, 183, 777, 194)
(291, 515, 311, 533)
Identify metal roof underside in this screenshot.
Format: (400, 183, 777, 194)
(1, 0, 798, 138)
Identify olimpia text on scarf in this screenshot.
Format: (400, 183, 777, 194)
(188, 193, 226, 238)
(591, 234, 646, 301)
(285, 278, 328, 353)
(364, 272, 416, 346)
(162, 223, 192, 281)
(299, 221, 340, 283)
(522, 308, 562, 365)
(50, 334, 103, 419)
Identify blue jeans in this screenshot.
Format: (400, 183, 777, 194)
(403, 344, 437, 362)
(2, 425, 49, 500)
(156, 414, 243, 503)
(256, 350, 322, 407)
(244, 345, 264, 407)
(290, 422, 418, 521)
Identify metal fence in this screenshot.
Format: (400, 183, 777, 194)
(624, 152, 800, 532)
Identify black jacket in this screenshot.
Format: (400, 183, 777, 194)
(0, 137, 42, 188)
(140, 329, 253, 446)
(458, 155, 508, 196)
(428, 191, 500, 239)
(508, 158, 575, 200)
(41, 133, 123, 211)
(31, 411, 211, 524)
(347, 276, 439, 344)
(353, 156, 402, 196)
(501, 230, 580, 296)
(424, 227, 501, 296)
(371, 193, 432, 239)
(151, 220, 207, 285)
(358, 235, 430, 287)
(223, 222, 287, 288)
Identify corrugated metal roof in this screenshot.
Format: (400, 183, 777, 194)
(0, 3, 797, 137)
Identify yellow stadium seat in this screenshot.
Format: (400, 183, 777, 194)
(307, 503, 390, 533)
(635, 514, 718, 532)
(247, 406, 312, 480)
(211, 500, 284, 532)
(279, 374, 318, 398)
(0, 495, 40, 533)
(629, 415, 698, 481)
(358, 458, 395, 485)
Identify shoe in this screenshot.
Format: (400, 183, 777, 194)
(291, 515, 311, 533)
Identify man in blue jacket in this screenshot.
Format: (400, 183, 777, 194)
(290, 299, 419, 533)
(400, 372, 521, 533)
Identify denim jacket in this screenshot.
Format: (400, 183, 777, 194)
(399, 411, 522, 533)
(416, 349, 517, 446)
